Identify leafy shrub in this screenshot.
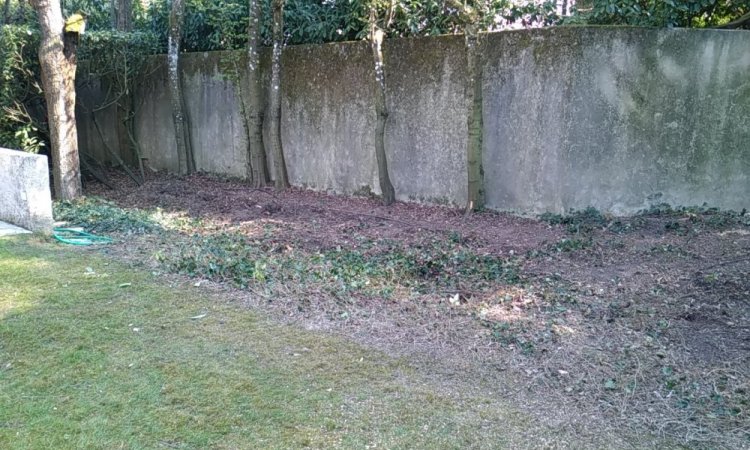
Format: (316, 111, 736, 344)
(569, 0, 749, 28)
(0, 25, 162, 155)
(0, 25, 45, 153)
(129, 0, 562, 51)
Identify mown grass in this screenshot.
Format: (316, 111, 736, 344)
(0, 236, 533, 449)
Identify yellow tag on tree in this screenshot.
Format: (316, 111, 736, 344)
(64, 13, 86, 34)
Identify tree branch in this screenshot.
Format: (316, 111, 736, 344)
(716, 11, 750, 29)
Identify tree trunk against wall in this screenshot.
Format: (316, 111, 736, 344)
(464, 26, 484, 213)
(168, 0, 195, 175)
(32, 0, 82, 200)
(368, 9, 396, 206)
(246, 0, 267, 187)
(111, 0, 132, 31)
(2, 0, 11, 24)
(266, 0, 288, 189)
(112, 0, 135, 171)
(121, 76, 143, 173)
(444, 0, 485, 213)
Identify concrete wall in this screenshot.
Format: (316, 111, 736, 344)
(78, 27, 750, 214)
(131, 53, 250, 177)
(281, 37, 468, 203)
(122, 40, 468, 204)
(384, 36, 468, 204)
(482, 27, 750, 214)
(76, 78, 120, 167)
(281, 42, 379, 194)
(0, 147, 53, 232)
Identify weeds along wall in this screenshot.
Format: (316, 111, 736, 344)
(77, 27, 750, 214)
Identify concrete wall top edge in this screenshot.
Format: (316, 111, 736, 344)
(0, 147, 46, 159)
(137, 26, 750, 60)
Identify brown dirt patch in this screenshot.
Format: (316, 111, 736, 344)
(85, 170, 750, 449)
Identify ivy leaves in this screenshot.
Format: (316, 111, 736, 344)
(0, 26, 45, 153)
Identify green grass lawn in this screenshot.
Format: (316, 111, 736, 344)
(0, 236, 533, 449)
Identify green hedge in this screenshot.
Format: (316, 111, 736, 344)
(0, 25, 44, 153)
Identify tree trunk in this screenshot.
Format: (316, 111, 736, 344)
(464, 27, 484, 213)
(111, 0, 132, 31)
(368, 9, 396, 206)
(31, 0, 82, 200)
(246, 0, 267, 187)
(2, 0, 11, 25)
(112, 0, 134, 170)
(266, 0, 289, 189)
(168, 0, 195, 175)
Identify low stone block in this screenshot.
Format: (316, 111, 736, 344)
(0, 147, 53, 232)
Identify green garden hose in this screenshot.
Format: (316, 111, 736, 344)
(53, 228, 113, 246)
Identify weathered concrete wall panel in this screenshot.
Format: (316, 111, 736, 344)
(183, 52, 249, 178)
(76, 79, 117, 165)
(134, 53, 249, 178)
(133, 60, 180, 173)
(282, 41, 378, 194)
(0, 147, 53, 232)
(482, 28, 750, 214)
(75, 76, 133, 167)
(385, 36, 468, 204)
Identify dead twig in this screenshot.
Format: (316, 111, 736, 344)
(91, 111, 143, 186)
(700, 256, 750, 272)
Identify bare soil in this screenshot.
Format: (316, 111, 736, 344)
(88, 171, 749, 449)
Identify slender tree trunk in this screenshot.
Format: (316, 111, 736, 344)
(124, 99, 146, 181)
(368, 9, 395, 205)
(246, 0, 267, 187)
(444, 0, 484, 212)
(112, 67, 140, 170)
(112, 0, 134, 170)
(31, 0, 82, 200)
(168, 0, 195, 175)
(464, 26, 484, 213)
(2, 0, 11, 25)
(111, 0, 132, 31)
(266, 0, 289, 189)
